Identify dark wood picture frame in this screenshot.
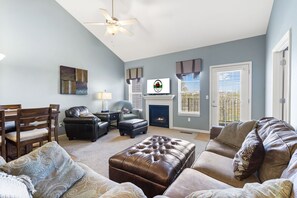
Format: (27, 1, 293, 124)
(60, 65, 88, 95)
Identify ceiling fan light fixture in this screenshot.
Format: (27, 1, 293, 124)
(107, 25, 119, 35)
(85, 0, 137, 36)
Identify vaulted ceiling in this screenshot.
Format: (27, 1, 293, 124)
(56, 0, 274, 62)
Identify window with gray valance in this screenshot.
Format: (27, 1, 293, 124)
(126, 67, 143, 84)
(176, 58, 202, 80)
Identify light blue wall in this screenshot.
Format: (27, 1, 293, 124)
(125, 36, 266, 130)
(0, 0, 124, 121)
(265, 0, 297, 128)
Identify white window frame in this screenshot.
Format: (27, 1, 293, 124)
(178, 76, 200, 117)
(128, 79, 143, 110)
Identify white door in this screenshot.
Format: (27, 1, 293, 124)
(210, 62, 251, 126)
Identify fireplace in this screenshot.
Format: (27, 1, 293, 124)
(149, 105, 169, 128)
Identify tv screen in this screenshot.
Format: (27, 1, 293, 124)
(147, 78, 170, 94)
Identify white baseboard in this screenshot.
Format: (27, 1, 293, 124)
(172, 126, 209, 134)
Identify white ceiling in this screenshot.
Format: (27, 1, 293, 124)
(56, 0, 274, 62)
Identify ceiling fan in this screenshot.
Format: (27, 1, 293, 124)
(85, 0, 137, 36)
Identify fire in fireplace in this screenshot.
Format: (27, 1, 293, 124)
(149, 105, 169, 128)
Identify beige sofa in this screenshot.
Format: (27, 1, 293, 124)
(161, 117, 297, 197)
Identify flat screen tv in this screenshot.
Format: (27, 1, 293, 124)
(147, 78, 170, 94)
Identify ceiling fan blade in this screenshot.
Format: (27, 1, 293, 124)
(118, 18, 138, 26)
(119, 27, 133, 36)
(84, 22, 107, 26)
(99, 8, 112, 21)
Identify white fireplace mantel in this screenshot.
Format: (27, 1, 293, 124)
(143, 95, 175, 128)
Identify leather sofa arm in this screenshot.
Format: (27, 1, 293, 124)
(63, 117, 100, 124)
(210, 126, 224, 139)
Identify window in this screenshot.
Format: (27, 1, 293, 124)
(178, 74, 200, 116)
(129, 79, 143, 109)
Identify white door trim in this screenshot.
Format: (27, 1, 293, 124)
(272, 29, 291, 123)
(209, 61, 252, 128)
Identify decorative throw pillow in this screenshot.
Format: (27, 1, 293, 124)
(121, 107, 130, 114)
(215, 120, 257, 148)
(99, 182, 147, 198)
(0, 141, 85, 198)
(185, 179, 292, 198)
(232, 129, 265, 180)
(0, 171, 35, 198)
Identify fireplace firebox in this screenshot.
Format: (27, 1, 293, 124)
(149, 105, 169, 128)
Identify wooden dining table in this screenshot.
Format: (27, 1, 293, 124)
(4, 109, 60, 143)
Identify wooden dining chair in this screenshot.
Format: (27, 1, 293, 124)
(50, 104, 60, 142)
(5, 107, 52, 158)
(0, 104, 22, 133)
(0, 110, 6, 159)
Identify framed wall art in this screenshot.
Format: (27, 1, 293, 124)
(60, 65, 88, 95)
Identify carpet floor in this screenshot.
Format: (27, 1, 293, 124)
(59, 126, 209, 178)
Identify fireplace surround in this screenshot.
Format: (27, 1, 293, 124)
(143, 95, 175, 128)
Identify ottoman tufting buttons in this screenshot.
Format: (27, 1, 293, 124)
(109, 135, 196, 198)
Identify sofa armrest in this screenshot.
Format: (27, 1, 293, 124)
(210, 126, 224, 139)
(63, 117, 99, 124)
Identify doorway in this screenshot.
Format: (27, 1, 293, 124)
(272, 30, 291, 123)
(210, 62, 252, 126)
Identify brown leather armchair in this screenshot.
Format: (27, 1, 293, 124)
(63, 106, 108, 142)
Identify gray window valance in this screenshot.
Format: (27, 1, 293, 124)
(176, 58, 202, 80)
(126, 67, 143, 84)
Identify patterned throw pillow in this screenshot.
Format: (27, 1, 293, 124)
(100, 182, 147, 198)
(121, 107, 130, 114)
(185, 179, 292, 198)
(232, 129, 265, 180)
(0, 141, 85, 198)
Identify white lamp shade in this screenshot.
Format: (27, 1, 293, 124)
(97, 92, 112, 100)
(0, 53, 5, 61)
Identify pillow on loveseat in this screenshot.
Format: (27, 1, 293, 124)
(99, 182, 147, 198)
(0, 141, 85, 198)
(185, 179, 292, 198)
(232, 129, 265, 180)
(215, 120, 256, 148)
(0, 171, 35, 198)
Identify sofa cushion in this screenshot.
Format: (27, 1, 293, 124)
(259, 129, 297, 182)
(163, 168, 232, 198)
(0, 171, 35, 198)
(192, 151, 259, 187)
(215, 120, 256, 148)
(205, 139, 238, 158)
(99, 182, 146, 198)
(185, 179, 292, 198)
(281, 150, 297, 198)
(62, 163, 118, 198)
(233, 129, 265, 180)
(257, 117, 295, 141)
(0, 141, 85, 198)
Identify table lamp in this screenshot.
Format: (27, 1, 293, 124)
(0, 53, 5, 61)
(97, 90, 112, 112)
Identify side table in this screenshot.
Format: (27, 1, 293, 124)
(94, 111, 121, 131)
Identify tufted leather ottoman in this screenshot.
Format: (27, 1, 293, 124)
(109, 135, 196, 198)
(118, 119, 148, 138)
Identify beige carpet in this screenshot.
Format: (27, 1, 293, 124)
(59, 126, 209, 178)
